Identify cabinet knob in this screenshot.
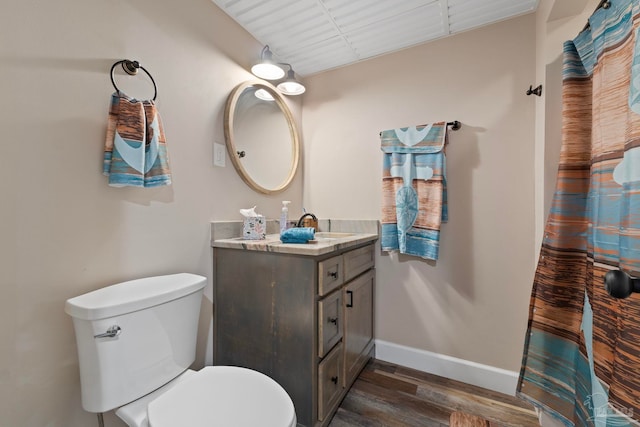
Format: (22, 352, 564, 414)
(331, 376, 338, 384)
(328, 271, 338, 279)
(328, 317, 338, 325)
(346, 290, 353, 308)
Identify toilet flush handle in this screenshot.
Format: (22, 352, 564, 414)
(94, 325, 122, 339)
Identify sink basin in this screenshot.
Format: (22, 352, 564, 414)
(314, 232, 355, 239)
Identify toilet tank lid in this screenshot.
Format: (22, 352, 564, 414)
(65, 273, 206, 321)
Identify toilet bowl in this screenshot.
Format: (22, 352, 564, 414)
(116, 367, 296, 427)
(65, 273, 297, 427)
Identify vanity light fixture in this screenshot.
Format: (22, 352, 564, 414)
(254, 88, 275, 101)
(251, 45, 306, 96)
(250, 45, 285, 80)
(277, 64, 306, 95)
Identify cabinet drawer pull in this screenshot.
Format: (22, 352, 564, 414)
(346, 290, 353, 308)
(328, 271, 338, 279)
(331, 376, 338, 384)
(328, 317, 338, 325)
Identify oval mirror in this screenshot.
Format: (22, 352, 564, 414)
(224, 80, 300, 194)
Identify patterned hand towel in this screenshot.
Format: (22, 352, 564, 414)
(280, 227, 315, 244)
(103, 92, 171, 187)
(380, 122, 448, 260)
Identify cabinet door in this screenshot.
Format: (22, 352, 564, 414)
(343, 269, 374, 386)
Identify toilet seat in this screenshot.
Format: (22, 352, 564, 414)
(147, 366, 296, 427)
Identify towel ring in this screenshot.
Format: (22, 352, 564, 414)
(110, 60, 157, 101)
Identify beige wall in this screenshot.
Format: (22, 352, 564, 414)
(0, 0, 302, 426)
(302, 14, 537, 371)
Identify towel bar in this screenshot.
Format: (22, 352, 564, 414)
(378, 121, 461, 137)
(447, 121, 461, 131)
(418, 121, 460, 131)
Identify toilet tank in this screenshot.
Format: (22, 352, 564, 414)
(64, 273, 207, 413)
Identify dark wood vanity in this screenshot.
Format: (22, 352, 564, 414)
(212, 230, 377, 426)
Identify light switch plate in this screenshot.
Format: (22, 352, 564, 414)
(213, 142, 226, 167)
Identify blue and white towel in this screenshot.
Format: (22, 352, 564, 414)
(103, 92, 171, 187)
(380, 122, 448, 260)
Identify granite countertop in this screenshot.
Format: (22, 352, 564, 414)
(212, 231, 378, 256)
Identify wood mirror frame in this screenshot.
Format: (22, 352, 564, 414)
(223, 80, 300, 195)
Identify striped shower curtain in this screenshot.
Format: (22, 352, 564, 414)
(518, 1, 640, 425)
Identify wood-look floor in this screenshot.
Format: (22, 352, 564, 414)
(328, 360, 540, 427)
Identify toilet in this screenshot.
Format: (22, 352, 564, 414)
(65, 273, 296, 427)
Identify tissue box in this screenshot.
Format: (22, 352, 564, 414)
(242, 216, 266, 240)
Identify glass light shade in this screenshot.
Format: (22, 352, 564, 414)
(251, 62, 285, 80)
(277, 80, 306, 95)
(254, 88, 275, 101)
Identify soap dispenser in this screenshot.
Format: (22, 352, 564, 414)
(280, 201, 291, 234)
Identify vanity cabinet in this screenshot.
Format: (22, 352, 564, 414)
(213, 241, 375, 427)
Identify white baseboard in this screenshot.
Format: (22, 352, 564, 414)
(374, 340, 520, 396)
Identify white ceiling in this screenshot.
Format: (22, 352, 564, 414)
(212, 0, 539, 77)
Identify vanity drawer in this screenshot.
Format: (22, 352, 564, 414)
(318, 254, 344, 296)
(344, 244, 375, 282)
(318, 342, 343, 422)
(318, 290, 343, 358)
